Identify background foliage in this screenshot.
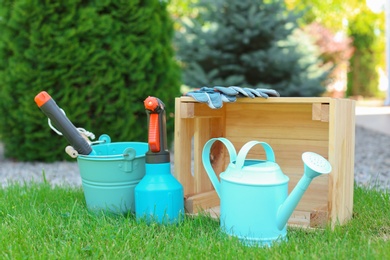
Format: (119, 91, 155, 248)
(174, 0, 330, 97)
(0, 0, 180, 161)
(286, 0, 385, 97)
(173, 0, 386, 98)
(347, 7, 384, 97)
(303, 22, 354, 96)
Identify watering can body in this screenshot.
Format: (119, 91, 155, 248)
(220, 168, 289, 246)
(202, 138, 331, 246)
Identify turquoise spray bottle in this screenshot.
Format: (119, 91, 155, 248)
(135, 96, 184, 224)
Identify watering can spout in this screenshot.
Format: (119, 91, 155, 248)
(276, 152, 332, 230)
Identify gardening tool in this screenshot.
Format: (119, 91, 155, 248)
(34, 91, 95, 155)
(202, 138, 332, 246)
(135, 96, 184, 224)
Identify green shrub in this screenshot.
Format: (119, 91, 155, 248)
(174, 0, 329, 97)
(0, 0, 180, 161)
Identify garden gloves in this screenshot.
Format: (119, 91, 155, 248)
(185, 86, 280, 109)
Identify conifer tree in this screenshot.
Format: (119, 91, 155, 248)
(0, 0, 180, 161)
(175, 0, 329, 96)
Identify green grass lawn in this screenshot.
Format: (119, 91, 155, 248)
(0, 181, 389, 259)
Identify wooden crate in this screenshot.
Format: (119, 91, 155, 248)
(174, 96, 355, 228)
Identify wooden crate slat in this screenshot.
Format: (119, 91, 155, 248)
(328, 99, 355, 226)
(174, 98, 195, 195)
(226, 103, 329, 141)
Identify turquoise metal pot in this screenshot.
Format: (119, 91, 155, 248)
(202, 138, 332, 246)
(77, 134, 148, 214)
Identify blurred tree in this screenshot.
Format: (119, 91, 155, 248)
(168, 0, 198, 20)
(285, 0, 356, 31)
(304, 23, 354, 97)
(286, 0, 385, 97)
(347, 7, 384, 97)
(175, 0, 330, 97)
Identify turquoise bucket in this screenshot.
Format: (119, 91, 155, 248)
(77, 135, 148, 214)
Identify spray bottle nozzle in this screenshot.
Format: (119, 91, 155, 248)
(144, 96, 170, 164)
(144, 96, 164, 113)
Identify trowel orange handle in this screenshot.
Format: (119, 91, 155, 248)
(144, 96, 170, 163)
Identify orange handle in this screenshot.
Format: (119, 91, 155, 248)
(144, 96, 163, 153)
(148, 113, 160, 152)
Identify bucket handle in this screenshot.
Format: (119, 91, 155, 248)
(123, 147, 136, 172)
(235, 141, 275, 171)
(99, 134, 111, 143)
(90, 134, 112, 146)
(202, 138, 237, 197)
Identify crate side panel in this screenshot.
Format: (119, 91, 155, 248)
(224, 102, 330, 212)
(225, 103, 329, 141)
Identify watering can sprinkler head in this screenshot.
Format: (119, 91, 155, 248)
(276, 152, 332, 230)
(302, 152, 332, 179)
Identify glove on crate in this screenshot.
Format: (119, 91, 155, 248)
(185, 86, 280, 109)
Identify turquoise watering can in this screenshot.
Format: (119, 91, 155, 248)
(202, 138, 332, 246)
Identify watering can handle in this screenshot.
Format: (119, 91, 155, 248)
(202, 138, 237, 197)
(235, 141, 275, 170)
